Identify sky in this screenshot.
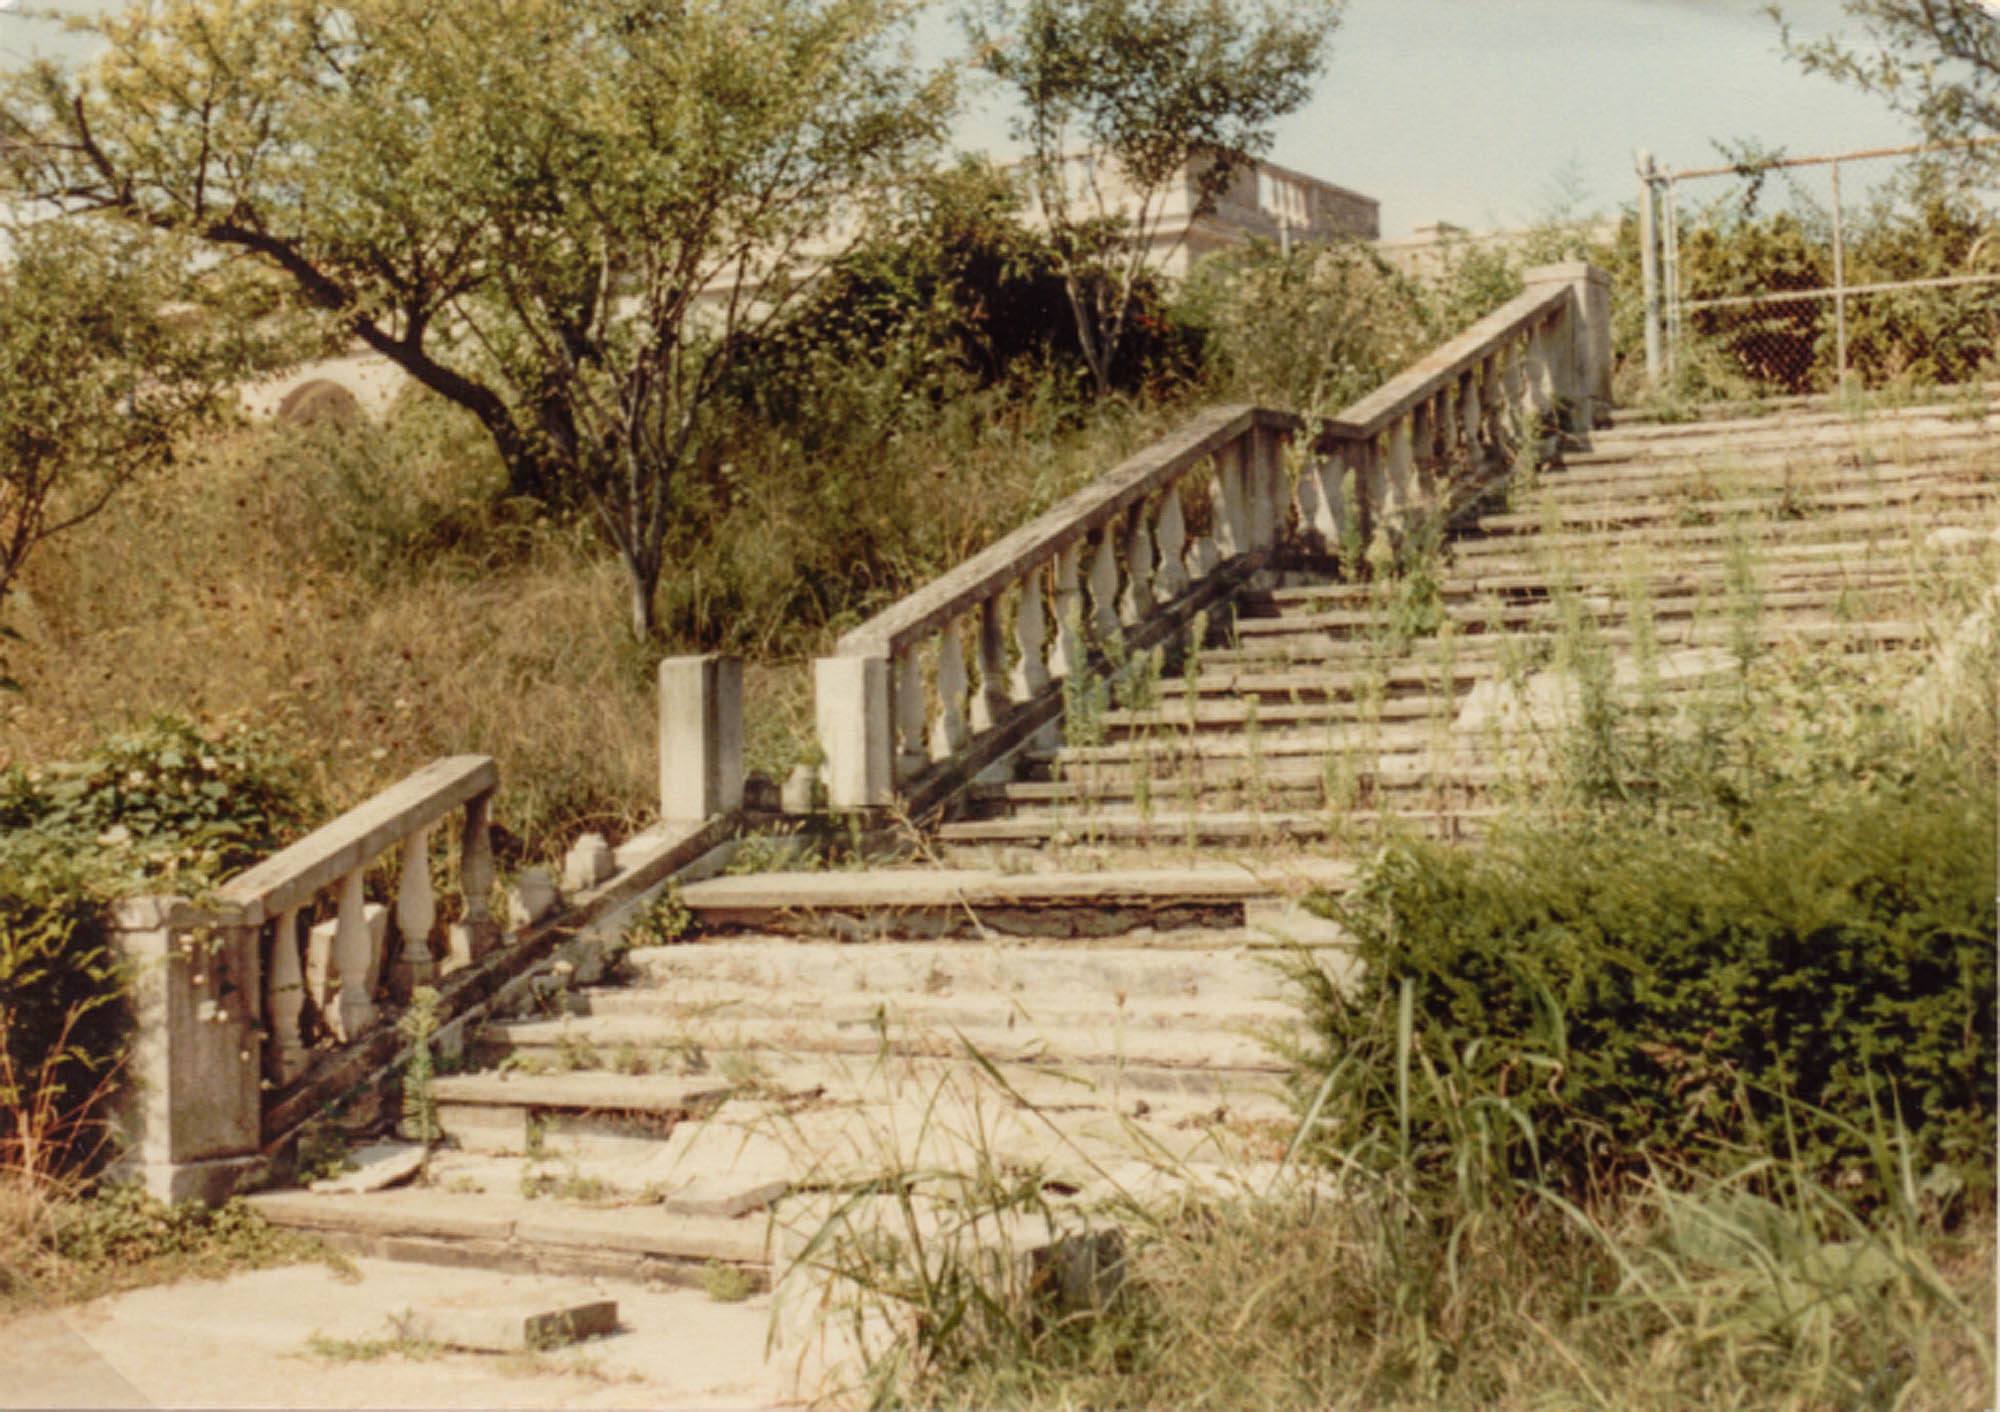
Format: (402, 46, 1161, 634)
(3, 0, 1926, 239)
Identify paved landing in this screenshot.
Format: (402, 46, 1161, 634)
(0, 1259, 807, 1410)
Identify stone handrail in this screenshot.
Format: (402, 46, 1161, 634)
(819, 405, 1300, 810)
(1296, 262, 1612, 549)
(108, 754, 505, 1201)
(814, 261, 1610, 813)
(220, 754, 500, 1083)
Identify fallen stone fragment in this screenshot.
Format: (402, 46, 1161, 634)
(310, 1141, 427, 1194)
(564, 833, 617, 892)
(393, 1286, 617, 1352)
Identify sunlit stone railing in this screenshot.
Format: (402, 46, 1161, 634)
(111, 756, 500, 1201)
(816, 406, 1298, 811)
(810, 262, 1611, 815)
(1297, 262, 1610, 551)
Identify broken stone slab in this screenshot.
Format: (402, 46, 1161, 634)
(391, 1287, 617, 1352)
(311, 1141, 428, 1194)
(563, 833, 617, 893)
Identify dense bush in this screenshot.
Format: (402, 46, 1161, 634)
(0, 718, 308, 1178)
(1300, 766, 1996, 1199)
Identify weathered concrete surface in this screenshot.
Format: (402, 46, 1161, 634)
(0, 1259, 808, 1409)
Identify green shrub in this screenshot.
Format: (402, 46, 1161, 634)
(0, 717, 309, 1179)
(1300, 769, 1997, 1199)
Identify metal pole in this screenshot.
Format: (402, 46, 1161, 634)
(1638, 150, 1661, 388)
(1829, 158, 1848, 389)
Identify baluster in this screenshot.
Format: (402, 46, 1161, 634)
(1050, 543, 1085, 680)
(1121, 501, 1155, 622)
(266, 906, 306, 1082)
(395, 826, 436, 987)
(1411, 400, 1437, 506)
(930, 620, 968, 758)
(332, 868, 375, 1041)
(1211, 441, 1247, 558)
(1527, 320, 1557, 420)
(1088, 529, 1121, 643)
(1384, 414, 1416, 516)
(894, 641, 929, 778)
(1011, 568, 1050, 699)
(970, 595, 1009, 731)
(1459, 368, 1483, 470)
(1246, 428, 1276, 550)
(1152, 490, 1189, 599)
(1497, 341, 1526, 450)
(455, 788, 497, 967)
(1479, 352, 1506, 450)
(1301, 453, 1344, 547)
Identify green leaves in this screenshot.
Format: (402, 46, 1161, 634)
(966, 0, 1341, 394)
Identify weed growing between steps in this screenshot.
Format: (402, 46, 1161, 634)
(0, 1179, 343, 1315)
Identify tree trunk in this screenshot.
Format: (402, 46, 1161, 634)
(622, 545, 660, 642)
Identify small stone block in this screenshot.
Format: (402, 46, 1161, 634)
(780, 763, 821, 815)
(397, 1289, 618, 1352)
(655, 1175, 791, 1219)
(310, 1140, 427, 1194)
(507, 868, 562, 929)
(742, 771, 781, 812)
(563, 834, 617, 893)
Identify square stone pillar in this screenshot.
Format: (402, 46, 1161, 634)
(658, 655, 744, 821)
(109, 897, 264, 1205)
(1524, 261, 1614, 429)
(816, 653, 892, 810)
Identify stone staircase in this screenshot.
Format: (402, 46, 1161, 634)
(249, 392, 1998, 1355)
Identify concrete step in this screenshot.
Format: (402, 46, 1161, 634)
(669, 862, 1352, 937)
(247, 1187, 774, 1287)
(1235, 580, 1930, 643)
(1255, 536, 1986, 614)
(1471, 467, 1998, 535)
(1445, 497, 1999, 564)
(1156, 618, 1927, 701)
(935, 806, 1497, 848)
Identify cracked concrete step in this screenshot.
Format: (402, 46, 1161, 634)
(1474, 467, 1998, 534)
(428, 1072, 734, 1159)
(1542, 433, 2000, 485)
(477, 1007, 1298, 1079)
(1445, 498, 1999, 563)
(1156, 618, 1928, 700)
(1236, 578, 1935, 639)
(1579, 397, 1997, 450)
(668, 862, 1352, 936)
(935, 806, 1497, 848)
(1254, 538, 1986, 612)
(971, 763, 1507, 812)
(1217, 608, 1933, 666)
(247, 1188, 773, 1287)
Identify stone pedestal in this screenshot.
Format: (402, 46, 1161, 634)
(816, 653, 892, 810)
(108, 897, 263, 1205)
(1524, 261, 1614, 429)
(658, 655, 744, 821)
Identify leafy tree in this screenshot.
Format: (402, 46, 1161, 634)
(965, 0, 1341, 397)
(0, 220, 239, 667)
(1774, 1, 2000, 152)
(2, 0, 948, 638)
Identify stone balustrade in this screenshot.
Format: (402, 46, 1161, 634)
(814, 262, 1610, 813)
(111, 755, 500, 1202)
(1299, 262, 1611, 549)
(817, 405, 1300, 811)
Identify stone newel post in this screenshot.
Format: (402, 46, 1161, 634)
(110, 898, 264, 1204)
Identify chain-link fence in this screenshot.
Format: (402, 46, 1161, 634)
(1636, 138, 2000, 399)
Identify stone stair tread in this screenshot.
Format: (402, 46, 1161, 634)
(248, 1188, 770, 1265)
(482, 1010, 1295, 1071)
(937, 808, 1498, 843)
(429, 1071, 733, 1114)
(674, 862, 1354, 910)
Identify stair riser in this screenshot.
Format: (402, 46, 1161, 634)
(682, 900, 1249, 940)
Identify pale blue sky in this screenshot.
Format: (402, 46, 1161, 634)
(5, 0, 1919, 238)
(933, 0, 1916, 237)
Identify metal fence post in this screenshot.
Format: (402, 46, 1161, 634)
(1830, 157, 1849, 388)
(1637, 150, 1662, 389)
